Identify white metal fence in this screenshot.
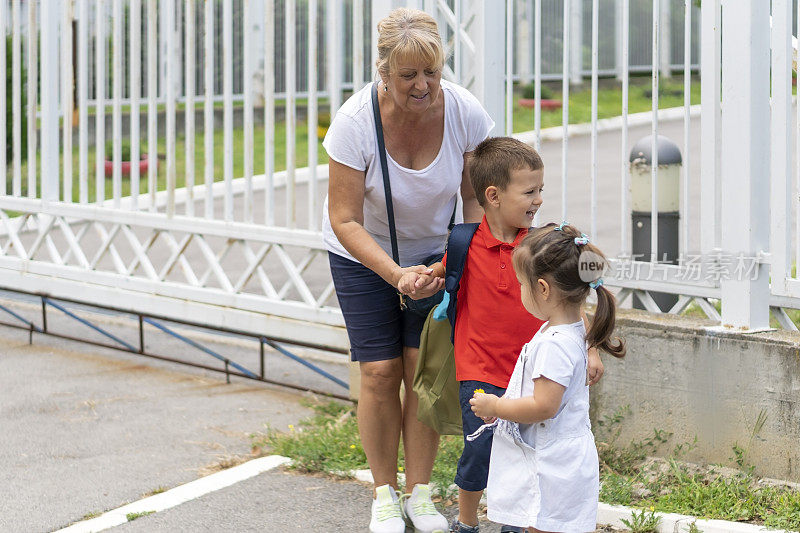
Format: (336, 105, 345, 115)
(0, 0, 796, 350)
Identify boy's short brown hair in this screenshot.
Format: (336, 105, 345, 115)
(468, 137, 543, 207)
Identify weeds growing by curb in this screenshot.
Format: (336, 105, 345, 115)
(254, 401, 800, 530)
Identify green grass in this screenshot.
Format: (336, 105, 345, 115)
(125, 511, 154, 521)
(14, 76, 698, 203)
(511, 75, 702, 132)
(259, 401, 800, 529)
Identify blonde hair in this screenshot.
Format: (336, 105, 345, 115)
(375, 8, 445, 78)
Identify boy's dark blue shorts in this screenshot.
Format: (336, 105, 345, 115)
(328, 252, 427, 362)
(455, 380, 507, 492)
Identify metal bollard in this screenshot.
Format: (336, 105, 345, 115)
(629, 135, 681, 312)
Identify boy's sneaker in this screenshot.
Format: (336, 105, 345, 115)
(449, 518, 480, 532)
(402, 483, 449, 533)
(369, 484, 406, 533)
(499, 526, 524, 533)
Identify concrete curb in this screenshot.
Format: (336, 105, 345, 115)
(597, 503, 788, 533)
(54, 455, 292, 533)
(512, 104, 701, 146)
(351, 467, 788, 533)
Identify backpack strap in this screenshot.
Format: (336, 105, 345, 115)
(444, 222, 480, 343)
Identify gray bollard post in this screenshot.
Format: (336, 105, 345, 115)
(629, 135, 681, 312)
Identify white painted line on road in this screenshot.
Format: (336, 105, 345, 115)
(55, 455, 292, 533)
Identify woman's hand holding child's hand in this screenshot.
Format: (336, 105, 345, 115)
(396, 266, 444, 299)
(470, 391, 499, 423)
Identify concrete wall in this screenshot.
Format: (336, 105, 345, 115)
(591, 309, 800, 482)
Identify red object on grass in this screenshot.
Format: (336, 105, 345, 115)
(518, 98, 562, 110)
(104, 154, 153, 178)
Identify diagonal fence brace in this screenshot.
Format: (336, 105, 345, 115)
(142, 317, 258, 379)
(43, 297, 137, 351)
(262, 338, 349, 390)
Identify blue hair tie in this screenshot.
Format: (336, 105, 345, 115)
(574, 233, 589, 245)
(589, 278, 604, 290)
(555, 221, 569, 231)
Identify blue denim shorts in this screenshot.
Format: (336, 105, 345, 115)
(455, 380, 507, 492)
(328, 252, 427, 362)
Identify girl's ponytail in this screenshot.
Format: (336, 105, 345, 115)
(586, 284, 626, 358)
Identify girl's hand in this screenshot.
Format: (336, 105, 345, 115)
(469, 393, 499, 419)
(587, 346, 604, 386)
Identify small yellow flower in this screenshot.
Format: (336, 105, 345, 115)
(473, 388, 485, 396)
(288, 424, 294, 431)
(349, 444, 356, 449)
(398, 466, 404, 472)
(649, 506, 655, 512)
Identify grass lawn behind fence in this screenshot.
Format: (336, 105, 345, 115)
(14, 76, 699, 202)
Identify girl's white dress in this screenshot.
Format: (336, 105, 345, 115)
(475, 320, 599, 531)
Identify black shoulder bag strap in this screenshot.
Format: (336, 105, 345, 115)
(371, 82, 401, 265)
(444, 222, 480, 343)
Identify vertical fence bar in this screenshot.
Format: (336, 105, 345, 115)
(308, 0, 318, 230)
(95, 0, 105, 204)
(185, 0, 195, 217)
(26, 0, 37, 199)
(286, 0, 296, 228)
(130, 0, 141, 210)
(165, 0, 176, 218)
(504, 0, 512, 136)
(700, 0, 721, 256)
(62, 1, 74, 203)
(720, 0, 770, 329)
(533, 0, 541, 151)
(353, 0, 363, 91)
(264, 0, 275, 225)
(771, 0, 791, 294)
(11, 0, 20, 197)
(590, 0, 598, 239)
(327, 0, 341, 119)
(561, 0, 570, 220)
(569, 0, 581, 85)
(650, 0, 659, 262)
(454, 0, 461, 83)
(223, 0, 233, 221)
(204, 0, 214, 219)
(796, 0, 800, 277)
(243, 0, 253, 223)
(0, 1, 6, 196)
(620, 0, 629, 256)
(659, 0, 671, 79)
(681, 0, 691, 260)
(78, 0, 88, 204)
(147, 0, 157, 211)
(40, 0, 58, 202)
(112, 0, 122, 208)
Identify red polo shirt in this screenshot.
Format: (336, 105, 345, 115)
(444, 217, 545, 388)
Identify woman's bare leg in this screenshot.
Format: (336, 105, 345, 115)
(401, 346, 441, 492)
(358, 358, 405, 494)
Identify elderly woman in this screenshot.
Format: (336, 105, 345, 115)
(322, 8, 493, 533)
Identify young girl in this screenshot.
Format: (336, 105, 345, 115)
(469, 222, 625, 532)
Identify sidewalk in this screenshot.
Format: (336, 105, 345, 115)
(0, 312, 351, 533)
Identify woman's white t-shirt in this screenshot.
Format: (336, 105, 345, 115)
(321, 80, 494, 267)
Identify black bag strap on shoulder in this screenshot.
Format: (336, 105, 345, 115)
(372, 82, 458, 266)
(444, 222, 480, 343)
(371, 82, 401, 264)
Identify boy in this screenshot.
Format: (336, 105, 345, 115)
(399, 137, 603, 533)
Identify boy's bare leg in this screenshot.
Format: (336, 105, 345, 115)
(457, 487, 483, 526)
(358, 358, 404, 495)
(401, 346, 440, 491)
